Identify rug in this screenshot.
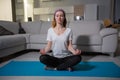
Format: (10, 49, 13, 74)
(0, 61, 120, 78)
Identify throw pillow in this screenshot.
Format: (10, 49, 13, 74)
(0, 25, 14, 36)
(18, 22, 26, 34)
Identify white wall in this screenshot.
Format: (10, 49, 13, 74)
(0, 0, 12, 21)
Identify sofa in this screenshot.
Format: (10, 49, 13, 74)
(0, 20, 118, 58)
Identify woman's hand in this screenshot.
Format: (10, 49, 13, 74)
(40, 48, 46, 55)
(74, 49, 81, 55)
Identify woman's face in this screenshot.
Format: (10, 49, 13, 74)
(55, 11, 64, 25)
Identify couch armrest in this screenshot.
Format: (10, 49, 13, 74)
(15, 34, 30, 44)
(100, 28, 118, 37)
(99, 28, 118, 56)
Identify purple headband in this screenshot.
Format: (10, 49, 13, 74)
(54, 9, 66, 17)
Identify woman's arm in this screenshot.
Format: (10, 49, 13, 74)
(68, 40, 81, 55)
(40, 41, 52, 55)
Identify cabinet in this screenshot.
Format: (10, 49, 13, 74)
(15, 0, 97, 22)
(33, 6, 74, 21)
(84, 4, 97, 20)
(15, 0, 24, 21)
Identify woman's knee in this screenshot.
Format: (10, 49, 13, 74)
(74, 55, 82, 62)
(39, 55, 48, 62)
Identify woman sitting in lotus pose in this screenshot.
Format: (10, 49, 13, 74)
(39, 9, 82, 71)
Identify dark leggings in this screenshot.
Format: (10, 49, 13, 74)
(39, 54, 82, 70)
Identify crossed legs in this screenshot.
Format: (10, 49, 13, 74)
(39, 54, 82, 70)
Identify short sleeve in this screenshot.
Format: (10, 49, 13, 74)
(47, 28, 52, 41)
(69, 29, 73, 40)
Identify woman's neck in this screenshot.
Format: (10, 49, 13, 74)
(54, 24, 66, 35)
(56, 23, 64, 29)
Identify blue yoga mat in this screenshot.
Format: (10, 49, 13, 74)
(0, 61, 120, 77)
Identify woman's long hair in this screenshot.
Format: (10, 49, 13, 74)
(52, 9, 67, 28)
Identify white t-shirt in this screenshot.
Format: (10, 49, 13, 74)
(47, 27, 73, 58)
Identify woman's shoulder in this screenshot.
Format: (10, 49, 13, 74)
(48, 27, 53, 31)
(66, 27, 72, 32)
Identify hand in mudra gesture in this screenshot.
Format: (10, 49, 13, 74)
(40, 49, 46, 55)
(74, 49, 81, 55)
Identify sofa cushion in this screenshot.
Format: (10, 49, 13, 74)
(0, 21, 19, 34)
(72, 34, 102, 45)
(0, 25, 14, 36)
(0, 35, 26, 49)
(69, 21, 102, 35)
(40, 21, 52, 34)
(30, 34, 47, 44)
(21, 21, 42, 34)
